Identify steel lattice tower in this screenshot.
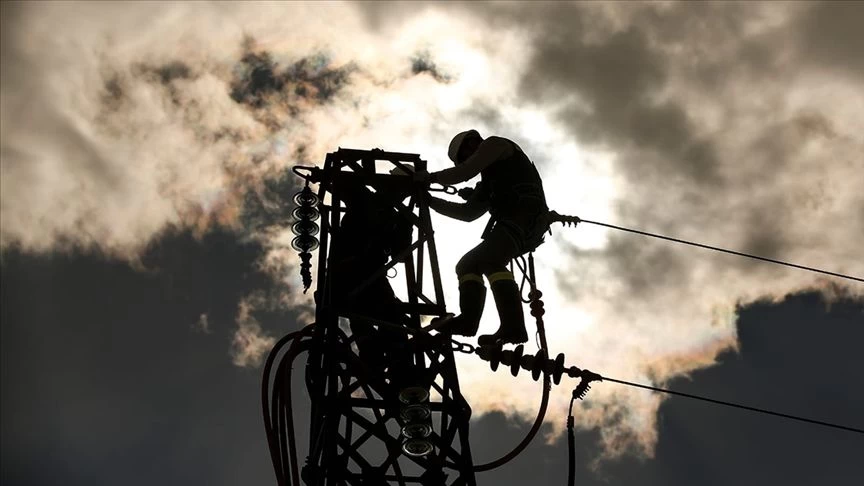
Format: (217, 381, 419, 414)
(292, 149, 477, 486)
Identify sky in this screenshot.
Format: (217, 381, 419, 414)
(2, 1, 863, 485)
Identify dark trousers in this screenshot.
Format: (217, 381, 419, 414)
(455, 225, 522, 278)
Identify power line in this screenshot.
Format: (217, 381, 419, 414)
(600, 375, 864, 435)
(577, 218, 863, 284)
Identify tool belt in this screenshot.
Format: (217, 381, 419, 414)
(482, 182, 549, 251)
(482, 208, 550, 253)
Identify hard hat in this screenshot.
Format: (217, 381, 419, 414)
(448, 129, 481, 163)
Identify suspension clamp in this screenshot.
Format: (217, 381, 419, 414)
(573, 370, 602, 400)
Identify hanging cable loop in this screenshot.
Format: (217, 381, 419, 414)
(470, 251, 552, 472)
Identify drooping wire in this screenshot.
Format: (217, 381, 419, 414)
(576, 218, 863, 284)
(514, 255, 532, 304)
(511, 254, 542, 348)
(263, 327, 314, 486)
(263, 331, 302, 484)
(511, 255, 542, 347)
(472, 253, 552, 472)
(567, 392, 577, 486)
(601, 375, 864, 435)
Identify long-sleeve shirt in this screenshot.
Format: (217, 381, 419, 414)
(430, 137, 513, 186)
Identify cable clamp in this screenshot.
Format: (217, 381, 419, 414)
(292, 165, 322, 183)
(573, 370, 602, 401)
(547, 210, 581, 227)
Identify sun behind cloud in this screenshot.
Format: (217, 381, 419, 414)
(2, 1, 862, 459)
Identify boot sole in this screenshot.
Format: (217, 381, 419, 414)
(478, 332, 528, 346)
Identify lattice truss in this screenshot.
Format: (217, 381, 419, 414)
(286, 149, 478, 486)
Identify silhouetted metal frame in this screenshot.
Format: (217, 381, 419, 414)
(299, 148, 476, 486)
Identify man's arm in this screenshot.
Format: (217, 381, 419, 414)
(427, 182, 489, 222)
(431, 137, 512, 185)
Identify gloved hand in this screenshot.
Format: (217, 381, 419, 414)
(389, 166, 413, 176)
(457, 187, 474, 200)
(412, 170, 432, 183)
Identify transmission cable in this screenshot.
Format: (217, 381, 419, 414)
(263, 328, 314, 486)
(566, 392, 577, 486)
(572, 218, 863, 284)
(601, 375, 864, 435)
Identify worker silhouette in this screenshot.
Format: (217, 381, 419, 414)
(419, 130, 549, 345)
(328, 183, 415, 385)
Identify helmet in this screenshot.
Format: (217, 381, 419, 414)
(448, 129, 481, 163)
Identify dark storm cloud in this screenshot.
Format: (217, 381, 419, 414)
(240, 167, 303, 234)
(5, 245, 859, 486)
(739, 211, 788, 263)
(644, 292, 864, 485)
(100, 73, 126, 110)
(287, 55, 355, 102)
(357, 1, 724, 184)
(746, 112, 839, 175)
(126, 61, 198, 107)
(558, 232, 686, 301)
(352, 0, 437, 31)
(0, 2, 25, 86)
(231, 49, 286, 108)
(515, 13, 722, 186)
(435, 1, 862, 298)
(798, 1, 864, 78)
(138, 227, 278, 305)
(1, 227, 309, 486)
(469, 291, 864, 485)
(231, 42, 356, 109)
(137, 60, 195, 86)
(411, 50, 452, 83)
(461, 101, 505, 131)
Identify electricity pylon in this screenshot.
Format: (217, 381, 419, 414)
(274, 148, 477, 486)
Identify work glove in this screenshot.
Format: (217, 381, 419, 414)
(389, 165, 414, 176)
(388, 165, 430, 183)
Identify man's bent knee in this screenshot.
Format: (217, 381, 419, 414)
(456, 253, 480, 277)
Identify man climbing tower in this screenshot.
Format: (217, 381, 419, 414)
(418, 130, 549, 345)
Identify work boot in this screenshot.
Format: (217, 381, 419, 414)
(431, 278, 486, 337)
(478, 278, 528, 346)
